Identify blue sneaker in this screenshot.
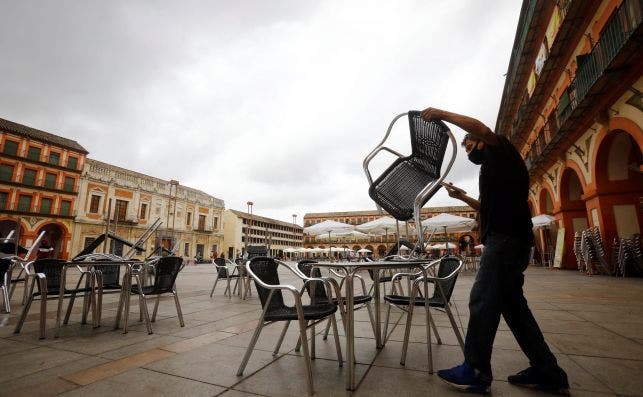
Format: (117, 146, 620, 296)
(437, 362, 491, 394)
(508, 367, 570, 395)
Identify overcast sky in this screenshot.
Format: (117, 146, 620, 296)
(1, 1, 521, 224)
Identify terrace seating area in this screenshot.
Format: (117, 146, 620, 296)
(0, 262, 642, 396)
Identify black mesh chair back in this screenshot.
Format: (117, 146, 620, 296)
(32, 259, 67, 295)
(151, 256, 183, 294)
(0, 259, 10, 287)
(296, 260, 328, 302)
(248, 257, 286, 313)
(385, 238, 415, 256)
(430, 256, 461, 305)
(214, 257, 229, 277)
(0, 242, 28, 255)
(247, 246, 268, 259)
(368, 112, 450, 221)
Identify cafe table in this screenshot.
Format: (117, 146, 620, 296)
(313, 259, 436, 390)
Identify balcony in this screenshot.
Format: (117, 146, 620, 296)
(526, 0, 642, 174)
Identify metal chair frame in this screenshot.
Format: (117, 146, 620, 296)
(363, 111, 457, 252)
(209, 258, 240, 297)
(237, 257, 343, 395)
(383, 256, 465, 369)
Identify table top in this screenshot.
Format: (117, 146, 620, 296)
(313, 258, 438, 269)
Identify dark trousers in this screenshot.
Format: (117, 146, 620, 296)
(464, 232, 563, 381)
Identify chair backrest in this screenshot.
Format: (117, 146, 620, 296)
(368, 112, 450, 221)
(386, 238, 415, 256)
(100, 263, 122, 287)
(296, 260, 328, 301)
(32, 259, 68, 294)
(430, 256, 462, 304)
(248, 257, 286, 313)
(213, 257, 228, 277)
(247, 245, 268, 259)
(0, 258, 10, 287)
(151, 256, 183, 293)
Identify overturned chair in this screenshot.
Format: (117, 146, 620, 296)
(237, 257, 342, 395)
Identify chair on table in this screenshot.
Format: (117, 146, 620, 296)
(14, 259, 95, 339)
(296, 260, 377, 341)
(0, 259, 11, 312)
(209, 257, 240, 297)
(366, 238, 417, 297)
(237, 257, 342, 396)
(382, 256, 465, 371)
(3, 230, 46, 305)
(119, 256, 184, 334)
(363, 111, 456, 252)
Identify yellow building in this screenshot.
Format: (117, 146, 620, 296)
(222, 209, 303, 259)
(497, 0, 642, 268)
(0, 118, 87, 259)
(74, 159, 225, 261)
(304, 206, 477, 257)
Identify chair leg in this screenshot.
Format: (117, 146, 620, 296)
(173, 290, 184, 327)
(383, 303, 392, 344)
(365, 301, 377, 340)
(274, 320, 290, 355)
(39, 280, 48, 339)
(209, 275, 220, 297)
(400, 303, 415, 366)
(429, 310, 442, 345)
(330, 314, 343, 367)
(122, 291, 132, 334)
(444, 303, 465, 351)
(139, 292, 153, 334)
(322, 317, 332, 340)
(14, 278, 37, 334)
(237, 319, 266, 376)
(2, 283, 9, 313)
(296, 315, 314, 395)
(224, 277, 231, 297)
(64, 293, 76, 325)
(152, 295, 161, 322)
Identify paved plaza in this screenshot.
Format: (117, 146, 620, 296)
(0, 263, 642, 396)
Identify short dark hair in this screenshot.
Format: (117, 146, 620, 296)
(461, 133, 479, 147)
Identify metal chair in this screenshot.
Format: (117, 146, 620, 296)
(119, 256, 184, 334)
(209, 257, 240, 297)
(363, 111, 456, 251)
(296, 260, 377, 341)
(14, 259, 95, 339)
(382, 256, 464, 370)
(237, 257, 342, 395)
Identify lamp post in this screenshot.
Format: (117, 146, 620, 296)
(292, 214, 297, 259)
(245, 201, 254, 255)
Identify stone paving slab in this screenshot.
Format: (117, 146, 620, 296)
(0, 264, 641, 396)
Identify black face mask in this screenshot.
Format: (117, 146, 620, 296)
(467, 146, 485, 165)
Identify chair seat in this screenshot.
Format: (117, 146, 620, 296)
(102, 283, 123, 290)
(384, 294, 445, 307)
(316, 294, 372, 306)
(131, 285, 169, 295)
(218, 272, 240, 279)
(33, 287, 93, 297)
(265, 304, 337, 322)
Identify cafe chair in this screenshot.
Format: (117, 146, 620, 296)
(119, 256, 184, 334)
(14, 259, 95, 339)
(296, 260, 377, 341)
(209, 257, 240, 297)
(237, 257, 342, 395)
(363, 111, 456, 252)
(383, 256, 464, 371)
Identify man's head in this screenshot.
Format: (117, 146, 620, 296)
(461, 134, 485, 165)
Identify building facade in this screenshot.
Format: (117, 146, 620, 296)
(303, 207, 478, 257)
(222, 209, 303, 259)
(0, 118, 88, 259)
(496, 0, 642, 268)
(74, 159, 225, 261)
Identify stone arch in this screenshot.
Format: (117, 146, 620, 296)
(557, 166, 590, 268)
(376, 244, 386, 257)
(538, 186, 555, 214)
(36, 221, 71, 259)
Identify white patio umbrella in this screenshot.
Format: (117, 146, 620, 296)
(304, 220, 355, 257)
(316, 230, 368, 241)
(283, 247, 296, 253)
(421, 213, 477, 234)
(474, 244, 484, 250)
(532, 214, 556, 229)
(430, 242, 457, 250)
(356, 216, 413, 254)
(357, 248, 372, 253)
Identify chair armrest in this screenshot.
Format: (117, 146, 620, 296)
(424, 261, 463, 282)
(244, 262, 299, 295)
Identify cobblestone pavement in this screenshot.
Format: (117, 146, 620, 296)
(1, 263, 642, 396)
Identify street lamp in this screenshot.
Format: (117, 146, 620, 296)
(246, 201, 254, 254)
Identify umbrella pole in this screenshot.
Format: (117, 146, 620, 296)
(395, 220, 401, 255)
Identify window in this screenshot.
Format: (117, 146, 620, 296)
(48, 152, 60, 165)
(114, 199, 127, 221)
(0, 164, 14, 181)
(67, 156, 78, 170)
(198, 215, 206, 231)
(63, 176, 75, 192)
(27, 146, 41, 161)
(139, 203, 147, 220)
(184, 242, 190, 256)
(18, 195, 32, 212)
(213, 217, 218, 230)
(89, 194, 101, 213)
(109, 239, 124, 256)
(44, 172, 57, 189)
(3, 140, 18, 156)
(0, 192, 7, 210)
(22, 169, 37, 186)
(84, 237, 96, 250)
(60, 200, 71, 216)
(40, 198, 52, 214)
(186, 212, 192, 226)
